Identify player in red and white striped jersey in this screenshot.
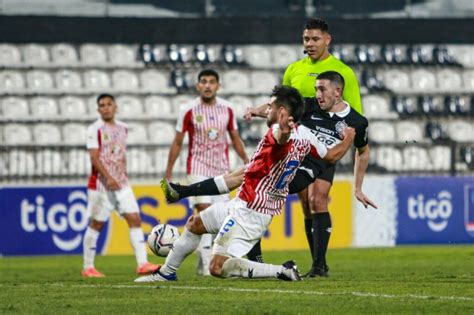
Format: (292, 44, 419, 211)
(82, 94, 159, 278)
(164, 69, 248, 275)
(135, 85, 354, 283)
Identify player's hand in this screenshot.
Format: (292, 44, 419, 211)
(243, 106, 257, 122)
(342, 127, 356, 141)
(278, 108, 295, 133)
(106, 177, 120, 191)
(355, 190, 378, 209)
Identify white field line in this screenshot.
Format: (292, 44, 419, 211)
(2, 283, 472, 302)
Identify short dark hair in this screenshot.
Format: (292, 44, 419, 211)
(97, 93, 115, 104)
(317, 71, 345, 89)
(304, 18, 329, 33)
(198, 69, 219, 82)
(271, 85, 304, 123)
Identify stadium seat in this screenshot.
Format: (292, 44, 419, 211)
(433, 45, 455, 65)
(33, 124, 62, 144)
(26, 70, 54, 92)
(62, 123, 87, 145)
(447, 44, 474, 68)
(429, 145, 451, 171)
(444, 95, 470, 115)
(425, 122, 449, 141)
(30, 97, 58, 118)
(249, 71, 279, 94)
(227, 95, 253, 119)
(108, 44, 139, 67)
(194, 44, 210, 64)
(418, 95, 445, 116)
(407, 44, 433, 64)
(8, 150, 35, 177)
(395, 121, 425, 143)
(410, 68, 437, 93)
(392, 96, 418, 115)
(369, 121, 397, 143)
(3, 124, 32, 144)
(375, 146, 403, 171)
(153, 148, 170, 173)
(80, 44, 108, 66)
(67, 149, 89, 176)
(83, 70, 111, 92)
(221, 70, 250, 94)
(126, 122, 148, 144)
(402, 146, 430, 171)
(172, 95, 195, 112)
(462, 69, 474, 92)
(127, 148, 154, 175)
(329, 44, 355, 63)
(0, 70, 25, 93)
(381, 44, 406, 64)
(243, 45, 272, 68)
(115, 95, 143, 118)
(381, 69, 410, 92)
(55, 70, 82, 91)
(362, 95, 395, 119)
(447, 120, 474, 142)
(86, 96, 100, 116)
(0, 44, 21, 67)
(143, 95, 173, 118)
(272, 45, 298, 69)
(354, 44, 378, 64)
(436, 68, 463, 93)
(59, 96, 87, 118)
(1, 97, 29, 119)
(222, 45, 244, 65)
(140, 69, 176, 93)
(22, 44, 50, 66)
(459, 146, 474, 170)
(361, 69, 385, 91)
(148, 122, 175, 144)
(111, 70, 139, 92)
(50, 43, 78, 66)
(35, 149, 65, 176)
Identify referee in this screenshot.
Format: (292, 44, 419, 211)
(245, 18, 373, 276)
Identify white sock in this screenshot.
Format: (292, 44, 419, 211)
(197, 233, 214, 276)
(83, 227, 100, 270)
(160, 228, 201, 275)
(129, 227, 147, 266)
(214, 175, 230, 194)
(221, 257, 283, 279)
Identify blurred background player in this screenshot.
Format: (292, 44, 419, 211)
(82, 94, 160, 278)
(244, 18, 364, 272)
(164, 69, 249, 275)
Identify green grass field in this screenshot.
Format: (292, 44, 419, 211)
(1, 246, 473, 314)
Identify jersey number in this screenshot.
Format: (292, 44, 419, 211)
(274, 160, 299, 190)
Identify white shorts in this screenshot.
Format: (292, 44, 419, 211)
(187, 174, 230, 209)
(212, 198, 272, 258)
(199, 200, 232, 234)
(87, 186, 140, 222)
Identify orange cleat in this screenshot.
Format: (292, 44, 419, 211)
(136, 262, 161, 275)
(81, 267, 105, 278)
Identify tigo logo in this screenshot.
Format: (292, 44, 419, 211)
(407, 191, 453, 232)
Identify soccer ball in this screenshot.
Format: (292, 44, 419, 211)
(147, 224, 180, 257)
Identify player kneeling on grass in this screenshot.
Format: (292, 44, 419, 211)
(135, 85, 354, 282)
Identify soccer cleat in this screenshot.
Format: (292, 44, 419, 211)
(81, 267, 105, 278)
(304, 263, 329, 278)
(134, 267, 177, 282)
(277, 260, 302, 281)
(136, 262, 161, 275)
(160, 178, 181, 203)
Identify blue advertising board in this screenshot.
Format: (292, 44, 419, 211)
(0, 186, 109, 256)
(395, 177, 474, 244)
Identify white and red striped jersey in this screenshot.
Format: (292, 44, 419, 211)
(237, 124, 328, 216)
(176, 97, 238, 177)
(86, 119, 129, 191)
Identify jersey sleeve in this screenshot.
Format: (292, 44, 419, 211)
(342, 68, 363, 115)
(86, 124, 99, 149)
(227, 106, 238, 131)
(354, 118, 369, 148)
(175, 106, 192, 133)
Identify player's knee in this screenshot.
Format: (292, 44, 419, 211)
(185, 214, 204, 234)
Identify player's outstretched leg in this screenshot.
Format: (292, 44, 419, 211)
(160, 175, 230, 204)
(218, 257, 301, 281)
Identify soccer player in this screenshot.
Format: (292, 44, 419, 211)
(81, 94, 160, 278)
(135, 85, 355, 282)
(163, 71, 377, 277)
(244, 18, 365, 272)
(164, 69, 249, 275)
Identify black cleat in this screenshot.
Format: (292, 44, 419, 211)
(160, 178, 181, 203)
(304, 263, 329, 278)
(277, 260, 302, 281)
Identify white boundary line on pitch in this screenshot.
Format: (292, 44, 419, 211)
(3, 283, 472, 302)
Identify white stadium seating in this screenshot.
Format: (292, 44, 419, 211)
(0, 70, 25, 93)
(115, 95, 143, 118)
(26, 70, 54, 92)
(243, 45, 272, 68)
(144, 95, 173, 117)
(80, 44, 108, 66)
(221, 70, 250, 94)
(33, 124, 62, 144)
(4, 124, 32, 144)
(83, 70, 111, 91)
(1, 97, 29, 119)
(22, 44, 50, 66)
(50, 43, 78, 66)
(0, 44, 21, 67)
(58, 96, 87, 118)
(30, 97, 58, 118)
(148, 122, 175, 145)
(55, 69, 82, 91)
(62, 123, 87, 145)
(112, 70, 139, 92)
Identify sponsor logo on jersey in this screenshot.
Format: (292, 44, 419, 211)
(310, 115, 323, 121)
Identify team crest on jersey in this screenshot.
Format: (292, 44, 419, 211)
(102, 133, 110, 141)
(195, 115, 204, 123)
(207, 128, 219, 140)
(111, 144, 121, 155)
(335, 121, 348, 137)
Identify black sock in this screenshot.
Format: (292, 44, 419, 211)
(313, 212, 331, 268)
(304, 218, 314, 260)
(175, 178, 220, 199)
(247, 239, 264, 262)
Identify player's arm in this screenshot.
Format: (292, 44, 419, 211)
(89, 149, 120, 190)
(273, 107, 294, 145)
(243, 103, 268, 121)
(342, 68, 363, 115)
(228, 129, 249, 164)
(164, 131, 185, 180)
(354, 145, 377, 209)
(323, 127, 355, 163)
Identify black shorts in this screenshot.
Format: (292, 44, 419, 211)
(288, 162, 336, 194)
